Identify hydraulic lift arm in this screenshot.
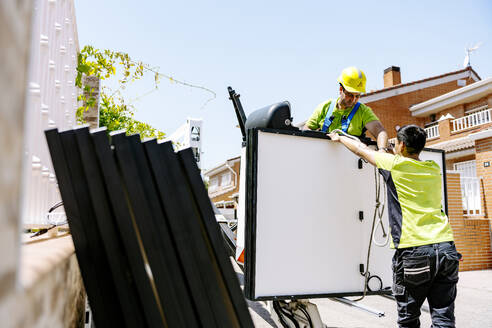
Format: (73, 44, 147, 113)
(228, 86, 247, 144)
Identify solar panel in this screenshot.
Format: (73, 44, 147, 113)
(243, 128, 447, 300)
(45, 127, 253, 328)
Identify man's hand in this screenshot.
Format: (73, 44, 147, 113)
(328, 132, 340, 142)
(327, 131, 377, 166)
(378, 145, 394, 153)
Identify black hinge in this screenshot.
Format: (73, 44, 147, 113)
(359, 211, 364, 221)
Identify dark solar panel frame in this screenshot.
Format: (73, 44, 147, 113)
(45, 129, 126, 328)
(144, 139, 233, 326)
(111, 132, 199, 328)
(73, 127, 148, 327)
(46, 128, 254, 327)
(177, 148, 255, 328)
(84, 127, 166, 327)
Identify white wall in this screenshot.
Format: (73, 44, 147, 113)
(0, 0, 34, 295)
(21, 0, 80, 225)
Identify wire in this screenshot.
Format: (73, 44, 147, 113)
(329, 133, 390, 296)
(366, 274, 383, 292)
(372, 172, 390, 247)
(31, 201, 67, 238)
(90, 56, 217, 113)
(352, 167, 383, 301)
(330, 129, 361, 142)
(298, 303, 313, 328)
(331, 129, 390, 247)
(138, 63, 217, 110)
(273, 301, 290, 328)
(278, 302, 300, 328)
(47, 201, 64, 214)
(46, 201, 67, 226)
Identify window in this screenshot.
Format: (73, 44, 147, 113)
(221, 172, 232, 187)
(454, 160, 481, 215)
(454, 160, 477, 177)
(209, 177, 219, 192)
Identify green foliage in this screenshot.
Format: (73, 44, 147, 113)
(76, 45, 164, 139)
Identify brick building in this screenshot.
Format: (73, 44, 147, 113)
(204, 156, 241, 219)
(362, 67, 492, 271)
(361, 66, 480, 138)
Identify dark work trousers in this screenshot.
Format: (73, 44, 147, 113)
(392, 241, 461, 328)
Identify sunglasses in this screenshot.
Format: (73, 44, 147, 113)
(342, 88, 360, 99)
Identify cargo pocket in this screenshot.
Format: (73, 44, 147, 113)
(403, 256, 431, 286)
(392, 283, 405, 297)
(443, 251, 461, 282)
(392, 283, 407, 314)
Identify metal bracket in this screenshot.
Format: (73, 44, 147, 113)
(332, 297, 385, 317)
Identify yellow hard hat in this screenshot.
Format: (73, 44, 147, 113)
(337, 66, 366, 94)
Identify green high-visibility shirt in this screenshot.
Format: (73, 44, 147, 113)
(374, 153, 454, 249)
(306, 98, 379, 136)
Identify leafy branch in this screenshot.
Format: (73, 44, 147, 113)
(75, 45, 216, 139)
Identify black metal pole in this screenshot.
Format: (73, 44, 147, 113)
(228, 86, 247, 144)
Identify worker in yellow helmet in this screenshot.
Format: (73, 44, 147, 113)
(303, 67, 388, 150)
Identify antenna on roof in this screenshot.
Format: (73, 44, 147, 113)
(463, 42, 482, 68)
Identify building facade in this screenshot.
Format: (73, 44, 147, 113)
(362, 67, 492, 271)
(410, 78, 492, 271)
(204, 156, 240, 220)
(362, 66, 480, 139)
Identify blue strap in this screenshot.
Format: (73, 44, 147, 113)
(321, 100, 337, 133)
(321, 100, 361, 133)
(341, 102, 361, 133)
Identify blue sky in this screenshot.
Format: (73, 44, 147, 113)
(74, 0, 492, 170)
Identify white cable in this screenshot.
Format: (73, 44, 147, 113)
(330, 129, 361, 142)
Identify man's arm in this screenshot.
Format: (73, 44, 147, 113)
(365, 120, 388, 151)
(328, 132, 377, 167)
(302, 123, 313, 131)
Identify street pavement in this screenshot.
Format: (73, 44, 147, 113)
(233, 262, 492, 328)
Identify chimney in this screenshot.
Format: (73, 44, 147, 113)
(384, 66, 401, 88)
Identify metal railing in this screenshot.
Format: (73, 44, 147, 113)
(460, 176, 482, 216)
(452, 108, 491, 133)
(389, 125, 439, 145)
(425, 125, 439, 140)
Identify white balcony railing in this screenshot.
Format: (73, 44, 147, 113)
(461, 176, 482, 216)
(452, 108, 491, 133)
(425, 125, 439, 140)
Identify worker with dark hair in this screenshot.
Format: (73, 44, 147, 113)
(329, 124, 461, 328)
(303, 66, 388, 151)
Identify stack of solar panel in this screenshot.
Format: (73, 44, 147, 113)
(45, 127, 253, 328)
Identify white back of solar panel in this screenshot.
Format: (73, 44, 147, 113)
(251, 131, 445, 299)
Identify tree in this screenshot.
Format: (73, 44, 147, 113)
(75, 45, 165, 139)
